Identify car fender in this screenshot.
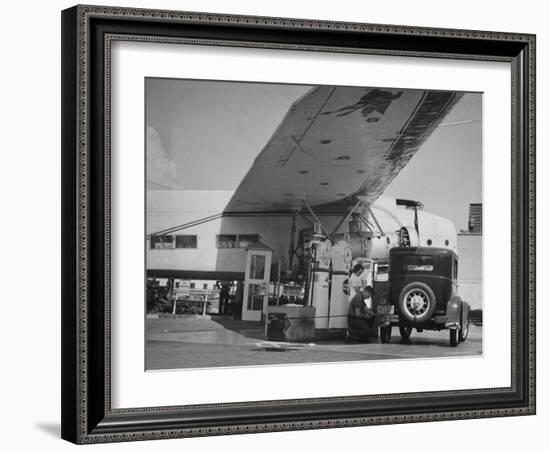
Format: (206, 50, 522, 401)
(446, 295, 462, 323)
(461, 300, 470, 324)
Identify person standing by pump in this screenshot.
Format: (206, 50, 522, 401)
(348, 263, 364, 304)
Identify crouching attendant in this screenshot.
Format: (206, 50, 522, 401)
(346, 286, 377, 341)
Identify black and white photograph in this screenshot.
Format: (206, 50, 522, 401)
(145, 78, 483, 370)
(0, 0, 543, 446)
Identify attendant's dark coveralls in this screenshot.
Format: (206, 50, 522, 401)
(347, 292, 376, 338)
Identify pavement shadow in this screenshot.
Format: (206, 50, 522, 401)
(212, 317, 354, 345)
(250, 347, 299, 352)
(387, 338, 450, 348)
(211, 316, 265, 340)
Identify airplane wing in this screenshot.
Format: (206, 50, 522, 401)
(224, 86, 463, 213)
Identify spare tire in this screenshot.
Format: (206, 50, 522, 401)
(397, 282, 436, 324)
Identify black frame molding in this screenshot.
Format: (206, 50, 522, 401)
(61, 4, 536, 444)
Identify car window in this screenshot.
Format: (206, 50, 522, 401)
(453, 258, 458, 279)
(403, 255, 434, 272)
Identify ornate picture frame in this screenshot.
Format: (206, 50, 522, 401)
(61, 4, 535, 444)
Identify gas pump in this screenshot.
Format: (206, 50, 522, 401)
(307, 233, 332, 329)
(328, 240, 353, 328)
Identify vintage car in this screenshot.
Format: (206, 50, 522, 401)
(375, 246, 470, 347)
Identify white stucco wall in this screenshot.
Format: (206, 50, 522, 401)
(457, 233, 483, 309)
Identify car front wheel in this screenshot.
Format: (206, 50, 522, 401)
(459, 306, 469, 342)
(450, 329, 458, 347)
(459, 318, 469, 342)
(399, 324, 413, 340)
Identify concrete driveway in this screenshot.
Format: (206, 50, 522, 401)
(146, 316, 482, 370)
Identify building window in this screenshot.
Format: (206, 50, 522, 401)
(216, 234, 238, 248)
(217, 234, 261, 248)
(249, 254, 266, 280)
(238, 234, 260, 248)
(203, 283, 208, 290)
(175, 235, 197, 249)
(150, 235, 174, 249)
(190, 282, 196, 289)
